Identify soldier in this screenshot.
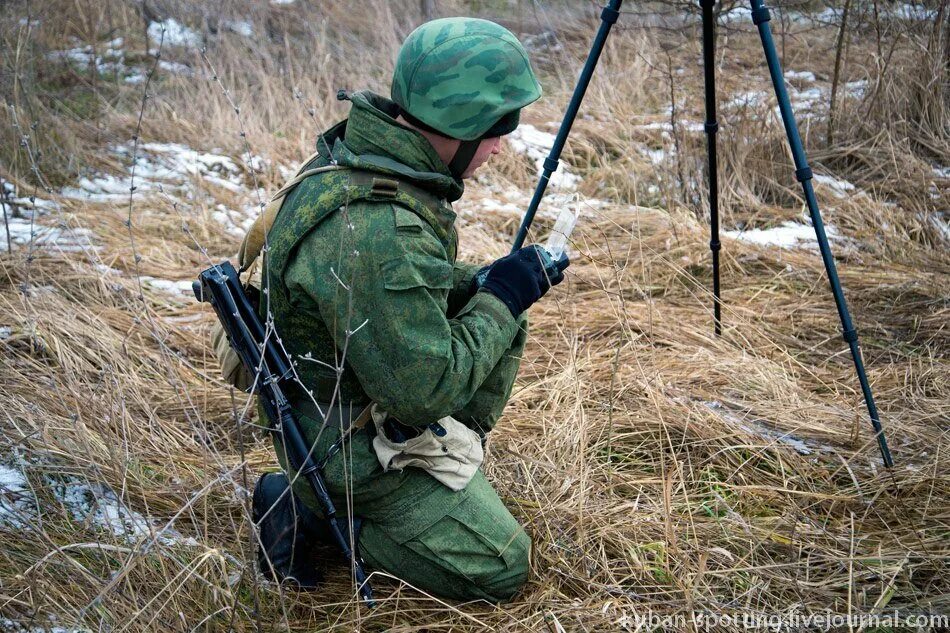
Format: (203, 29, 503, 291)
(247, 17, 567, 602)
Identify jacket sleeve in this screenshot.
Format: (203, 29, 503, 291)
(283, 202, 520, 426)
(447, 261, 480, 318)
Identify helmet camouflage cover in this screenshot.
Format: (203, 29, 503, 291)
(391, 17, 542, 141)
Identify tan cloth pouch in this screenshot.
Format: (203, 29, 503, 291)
(212, 321, 255, 391)
(370, 405, 483, 492)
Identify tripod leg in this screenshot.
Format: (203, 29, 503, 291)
(700, 0, 722, 336)
(748, 0, 893, 467)
(511, 0, 623, 252)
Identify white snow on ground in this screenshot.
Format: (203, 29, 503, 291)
(3, 216, 96, 253)
(46, 38, 126, 75)
(929, 213, 950, 244)
(892, 3, 938, 20)
(159, 60, 194, 76)
(56, 481, 150, 542)
(0, 464, 31, 529)
(724, 221, 842, 250)
(725, 90, 768, 110)
(123, 70, 147, 84)
(0, 458, 198, 547)
(148, 18, 201, 48)
(58, 476, 201, 546)
(506, 124, 580, 190)
(635, 120, 704, 134)
(790, 86, 824, 110)
(813, 174, 857, 198)
(226, 20, 255, 37)
(213, 203, 257, 237)
(784, 70, 816, 83)
(644, 147, 667, 166)
(124, 60, 193, 84)
(792, 3, 935, 24)
(3, 196, 60, 212)
(933, 165, 950, 180)
(704, 401, 817, 456)
(845, 80, 868, 99)
(724, 74, 866, 119)
(140, 276, 196, 298)
(45, 36, 193, 86)
(0, 618, 89, 633)
(721, 5, 752, 22)
(61, 142, 246, 202)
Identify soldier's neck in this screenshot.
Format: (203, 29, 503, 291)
(396, 115, 460, 172)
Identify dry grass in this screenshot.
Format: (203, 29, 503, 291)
(1, 1, 948, 631)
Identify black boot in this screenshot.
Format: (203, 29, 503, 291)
(251, 472, 324, 588)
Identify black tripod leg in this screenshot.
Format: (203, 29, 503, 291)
(700, 0, 722, 336)
(511, 0, 623, 252)
(748, 0, 893, 467)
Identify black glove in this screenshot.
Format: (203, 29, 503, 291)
(478, 245, 569, 317)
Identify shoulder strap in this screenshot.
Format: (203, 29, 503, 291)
(238, 165, 344, 272)
(346, 170, 453, 245)
(238, 165, 454, 274)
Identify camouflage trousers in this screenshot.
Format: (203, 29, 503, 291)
(274, 317, 530, 602)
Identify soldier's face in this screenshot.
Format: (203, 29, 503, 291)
(461, 136, 503, 179)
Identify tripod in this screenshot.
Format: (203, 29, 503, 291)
(511, 0, 894, 467)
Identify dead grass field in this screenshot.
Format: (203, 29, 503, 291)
(0, 1, 948, 631)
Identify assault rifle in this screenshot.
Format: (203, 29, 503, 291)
(193, 260, 375, 606)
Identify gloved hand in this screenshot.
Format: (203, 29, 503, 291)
(477, 245, 569, 317)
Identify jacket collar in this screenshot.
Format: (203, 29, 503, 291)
(330, 91, 465, 203)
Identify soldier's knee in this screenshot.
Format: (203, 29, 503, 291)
(480, 529, 531, 602)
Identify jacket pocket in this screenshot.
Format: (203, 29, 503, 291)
(381, 255, 453, 291)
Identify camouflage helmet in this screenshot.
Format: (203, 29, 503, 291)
(391, 17, 542, 142)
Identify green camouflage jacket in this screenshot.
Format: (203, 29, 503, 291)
(264, 90, 519, 423)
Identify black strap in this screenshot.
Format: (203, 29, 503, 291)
(448, 139, 481, 179)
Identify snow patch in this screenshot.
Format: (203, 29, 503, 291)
(54, 480, 197, 546)
(635, 120, 704, 134)
(813, 174, 857, 198)
(721, 5, 752, 22)
(845, 80, 868, 99)
(724, 221, 842, 250)
(644, 147, 667, 165)
(725, 90, 768, 110)
(704, 401, 815, 456)
(892, 3, 937, 20)
(0, 618, 89, 633)
(226, 20, 255, 37)
(61, 142, 246, 202)
(506, 125, 580, 190)
(929, 213, 950, 244)
(148, 18, 201, 48)
(784, 70, 816, 82)
(0, 464, 31, 529)
(46, 39, 127, 76)
(3, 217, 96, 253)
(140, 276, 196, 298)
(790, 86, 824, 111)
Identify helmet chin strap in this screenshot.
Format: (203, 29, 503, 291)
(447, 139, 482, 180)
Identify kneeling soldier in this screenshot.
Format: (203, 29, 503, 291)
(247, 17, 566, 602)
